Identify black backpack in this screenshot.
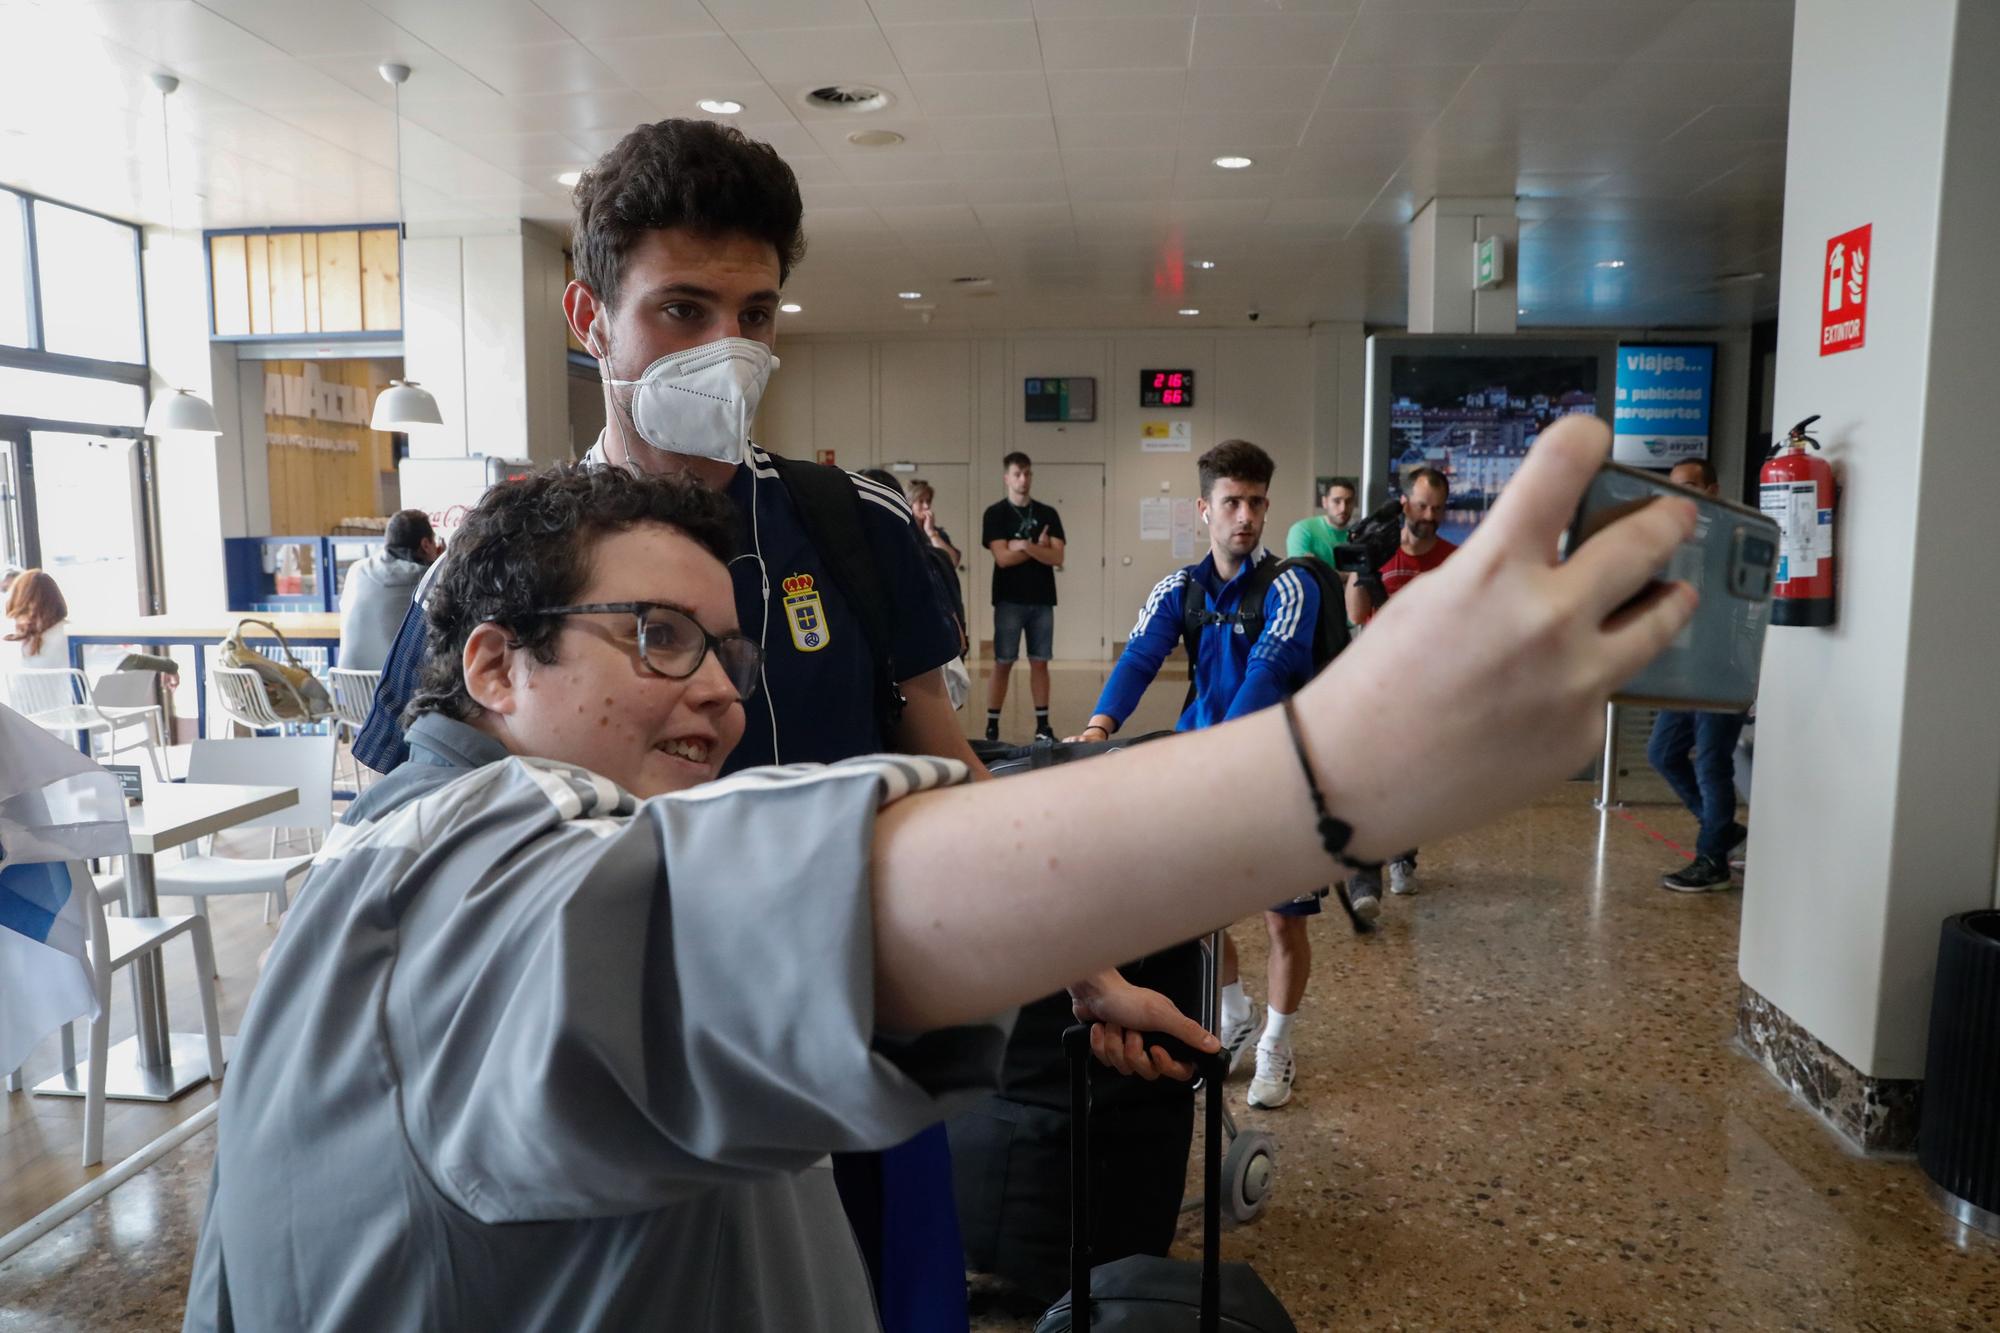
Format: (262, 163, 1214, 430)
(1178, 553, 1350, 711)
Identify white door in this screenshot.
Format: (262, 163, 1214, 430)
(905, 462, 971, 634)
(1029, 463, 1106, 661)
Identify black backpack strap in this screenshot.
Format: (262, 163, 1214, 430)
(767, 454, 906, 734)
(1233, 555, 1285, 643)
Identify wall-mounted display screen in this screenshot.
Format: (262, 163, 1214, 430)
(1365, 335, 1615, 546)
(1024, 376, 1095, 423)
(1140, 369, 1194, 408)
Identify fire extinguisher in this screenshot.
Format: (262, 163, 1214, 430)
(1760, 414, 1836, 626)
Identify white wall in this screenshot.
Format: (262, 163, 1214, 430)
(402, 221, 570, 467)
(757, 328, 1325, 656)
(140, 227, 235, 614)
(1738, 0, 2000, 1078)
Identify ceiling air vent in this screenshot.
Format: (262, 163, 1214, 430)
(803, 83, 894, 114)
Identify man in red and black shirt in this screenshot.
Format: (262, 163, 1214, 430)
(1343, 466, 1455, 910)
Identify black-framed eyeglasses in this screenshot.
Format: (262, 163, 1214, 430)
(532, 602, 762, 701)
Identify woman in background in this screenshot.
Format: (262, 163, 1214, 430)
(1, 569, 71, 671)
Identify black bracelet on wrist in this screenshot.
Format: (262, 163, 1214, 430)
(1282, 696, 1382, 872)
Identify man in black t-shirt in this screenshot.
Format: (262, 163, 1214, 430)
(980, 451, 1065, 740)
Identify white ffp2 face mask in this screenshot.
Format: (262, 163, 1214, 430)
(598, 335, 778, 466)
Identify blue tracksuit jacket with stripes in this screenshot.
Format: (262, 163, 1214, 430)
(1092, 547, 1321, 733)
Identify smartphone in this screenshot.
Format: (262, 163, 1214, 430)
(1564, 461, 1779, 712)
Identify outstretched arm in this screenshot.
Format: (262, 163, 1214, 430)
(869, 417, 1697, 1032)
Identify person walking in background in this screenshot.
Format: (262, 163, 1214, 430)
(1, 569, 70, 671)
(1287, 476, 1356, 564)
(1647, 459, 1750, 892)
(338, 509, 439, 672)
(982, 452, 1065, 741)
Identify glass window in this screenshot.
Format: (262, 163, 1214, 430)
(0, 364, 145, 427)
(31, 432, 148, 617)
(0, 193, 27, 349)
(33, 199, 143, 364)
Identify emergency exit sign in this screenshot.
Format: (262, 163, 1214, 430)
(1473, 235, 1505, 290)
(1820, 223, 1870, 356)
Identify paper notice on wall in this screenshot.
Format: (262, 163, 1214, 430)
(1139, 497, 1171, 541)
(1139, 420, 1192, 452)
(1171, 498, 1198, 559)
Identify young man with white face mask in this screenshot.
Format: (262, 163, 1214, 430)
(347, 118, 1201, 1332)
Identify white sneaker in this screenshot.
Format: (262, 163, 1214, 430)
(1388, 859, 1417, 896)
(1345, 876, 1380, 922)
(1247, 1042, 1295, 1109)
(1219, 1009, 1260, 1075)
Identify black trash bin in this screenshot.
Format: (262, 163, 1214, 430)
(1919, 910, 2000, 1235)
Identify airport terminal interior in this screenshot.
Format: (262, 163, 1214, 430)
(2, 1, 1998, 1330)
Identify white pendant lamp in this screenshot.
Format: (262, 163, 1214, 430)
(146, 386, 222, 435)
(145, 73, 223, 438)
(371, 379, 443, 429)
(373, 62, 443, 433)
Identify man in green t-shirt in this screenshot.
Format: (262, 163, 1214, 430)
(1285, 475, 1356, 562)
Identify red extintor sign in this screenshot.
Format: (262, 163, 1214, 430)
(1820, 223, 1870, 356)
(815, 448, 836, 465)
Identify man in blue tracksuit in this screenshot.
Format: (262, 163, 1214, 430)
(1072, 439, 1324, 1109)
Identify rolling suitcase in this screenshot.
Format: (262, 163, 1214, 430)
(1034, 1023, 1297, 1333)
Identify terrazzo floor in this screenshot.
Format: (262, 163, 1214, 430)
(3, 668, 1994, 1330)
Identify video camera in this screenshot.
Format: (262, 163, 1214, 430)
(1331, 497, 1405, 610)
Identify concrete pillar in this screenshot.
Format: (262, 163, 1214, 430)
(1736, 0, 2000, 1152)
(1406, 197, 1518, 335)
(401, 219, 572, 466)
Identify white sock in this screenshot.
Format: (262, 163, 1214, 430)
(1261, 1006, 1295, 1049)
(1221, 981, 1249, 1029)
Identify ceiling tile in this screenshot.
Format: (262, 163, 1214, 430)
(906, 71, 1052, 117)
(637, 83, 798, 125)
(1038, 18, 1194, 71)
(957, 175, 1072, 205)
(883, 21, 1043, 75)
(529, 0, 719, 40)
(973, 201, 1075, 228)
(805, 117, 940, 154)
(1190, 13, 1351, 67)
(449, 42, 620, 97)
(1666, 103, 1789, 143)
(1177, 111, 1310, 148)
(1299, 105, 1436, 146)
(943, 149, 1066, 181)
(733, 27, 900, 84)
(177, 59, 371, 111)
(1334, 11, 1514, 66)
(741, 122, 823, 160)
(1480, 8, 1679, 63)
(932, 115, 1060, 153)
(512, 89, 660, 133)
(1636, 2, 1795, 64)
(455, 129, 593, 173)
(701, 0, 878, 32)
(1057, 114, 1185, 149)
(1446, 61, 1624, 111)
(75, 1, 290, 65)
(1316, 63, 1471, 109)
(1062, 145, 1180, 179)
(1064, 173, 1172, 201)
(1183, 65, 1329, 113)
(872, 0, 1033, 19)
(308, 53, 502, 106)
(834, 151, 958, 183)
(189, 0, 424, 59)
(583, 33, 763, 85)
(364, 0, 570, 49)
(859, 179, 971, 208)
(878, 203, 980, 233)
(1046, 68, 1186, 116)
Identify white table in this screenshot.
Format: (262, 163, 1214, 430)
(35, 780, 298, 1103)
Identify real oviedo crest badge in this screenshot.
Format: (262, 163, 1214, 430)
(782, 573, 830, 653)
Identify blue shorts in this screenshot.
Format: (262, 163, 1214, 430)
(992, 601, 1054, 663)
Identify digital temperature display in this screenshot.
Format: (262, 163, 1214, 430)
(1140, 369, 1194, 408)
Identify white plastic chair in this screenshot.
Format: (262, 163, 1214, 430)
(3, 861, 225, 1167)
(1, 667, 165, 778)
(327, 667, 382, 791)
(211, 665, 296, 737)
(153, 737, 336, 944)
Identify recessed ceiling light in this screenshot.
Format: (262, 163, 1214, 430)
(780, 302, 802, 313)
(847, 129, 905, 148)
(1191, 259, 1217, 270)
(1212, 155, 1254, 170)
(1178, 307, 1200, 316)
(1595, 259, 1626, 269)
(1517, 307, 1528, 316)
(555, 170, 581, 187)
(898, 291, 923, 300)
(697, 98, 743, 115)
